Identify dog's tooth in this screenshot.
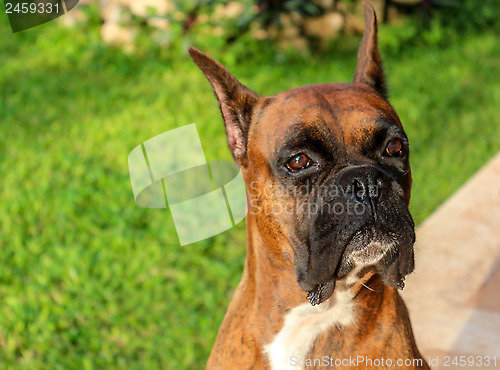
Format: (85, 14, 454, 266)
(307, 281, 336, 306)
(306, 287, 321, 306)
(397, 278, 405, 290)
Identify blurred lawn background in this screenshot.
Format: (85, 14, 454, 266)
(0, 0, 499, 368)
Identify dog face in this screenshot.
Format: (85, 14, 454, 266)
(189, 3, 415, 305)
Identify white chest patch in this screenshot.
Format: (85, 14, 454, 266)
(263, 289, 354, 370)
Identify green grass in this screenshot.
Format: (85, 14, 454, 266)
(0, 7, 499, 369)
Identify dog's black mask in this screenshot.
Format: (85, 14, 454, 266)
(293, 163, 415, 306)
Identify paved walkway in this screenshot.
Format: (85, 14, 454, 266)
(401, 152, 500, 369)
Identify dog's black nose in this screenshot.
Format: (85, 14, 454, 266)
(336, 166, 389, 206)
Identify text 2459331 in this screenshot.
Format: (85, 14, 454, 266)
(5, 2, 59, 14)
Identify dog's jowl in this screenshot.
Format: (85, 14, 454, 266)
(189, 2, 429, 369)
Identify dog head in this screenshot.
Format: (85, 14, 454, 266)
(189, 2, 415, 305)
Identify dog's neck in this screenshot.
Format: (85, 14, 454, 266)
(242, 213, 386, 369)
(242, 213, 304, 311)
(241, 212, 379, 336)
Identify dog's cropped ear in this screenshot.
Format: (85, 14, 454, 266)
(189, 47, 261, 165)
(353, 2, 386, 98)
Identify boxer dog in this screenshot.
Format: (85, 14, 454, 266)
(189, 2, 429, 368)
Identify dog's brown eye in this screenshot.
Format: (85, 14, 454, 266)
(286, 154, 312, 172)
(386, 139, 403, 157)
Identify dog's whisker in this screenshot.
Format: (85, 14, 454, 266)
(361, 281, 381, 293)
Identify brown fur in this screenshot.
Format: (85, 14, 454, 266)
(189, 2, 428, 369)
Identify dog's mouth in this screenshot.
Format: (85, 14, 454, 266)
(305, 226, 408, 306)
